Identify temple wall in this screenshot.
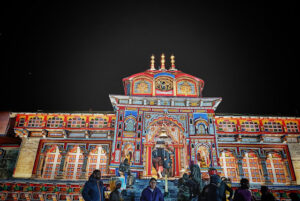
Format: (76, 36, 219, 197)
(288, 143, 300, 185)
(13, 137, 40, 178)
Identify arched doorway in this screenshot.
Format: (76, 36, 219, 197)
(144, 118, 187, 178)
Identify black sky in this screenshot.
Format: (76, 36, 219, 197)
(1, 1, 299, 116)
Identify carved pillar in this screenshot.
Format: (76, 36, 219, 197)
(145, 144, 152, 176)
(80, 150, 89, 179)
(36, 153, 46, 178)
(237, 156, 244, 179)
(260, 156, 272, 185)
(55, 150, 67, 179)
(284, 160, 292, 183)
(175, 146, 180, 177)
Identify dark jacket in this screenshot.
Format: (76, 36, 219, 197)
(200, 183, 222, 201)
(82, 177, 106, 201)
(109, 189, 122, 201)
(233, 188, 254, 201)
(219, 181, 233, 201)
(261, 192, 275, 201)
(140, 186, 164, 201)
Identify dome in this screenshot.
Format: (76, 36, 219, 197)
(122, 54, 205, 97)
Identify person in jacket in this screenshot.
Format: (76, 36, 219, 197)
(260, 186, 275, 201)
(109, 180, 123, 201)
(140, 177, 164, 201)
(289, 193, 300, 201)
(200, 174, 222, 201)
(82, 169, 106, 201)
(233, 178, 255, 201)
(219, 177, 233, 201)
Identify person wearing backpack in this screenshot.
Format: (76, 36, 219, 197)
(219, 177, 233, 201)
(200, 174, 222, 201)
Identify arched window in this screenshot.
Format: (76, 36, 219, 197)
(266, 153, 287, 184)
(196, 145, 210, 168)
(65, 146, 84, 180)
(219, 151, 239, 183)
(122, 144, 134, 163)
(42, 146, 61, 179)
(87, 146, 108, 177)
(242, 152, 263, 183)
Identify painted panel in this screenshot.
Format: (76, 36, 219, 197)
(177, 80, 196, 96)
(133, 79, 152, 95)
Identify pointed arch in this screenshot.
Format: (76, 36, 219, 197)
(219, 150, 239, 183)
(87, 145, 108, 177)
(242, 150, 263, 184)
(42, 145, 61, 179)
(65, 145, 84, 180)
(195, 144, 211, 168)
(266, 151, 288, 184)
(121, 142, 135, 163)
(194, 118, 209, 134)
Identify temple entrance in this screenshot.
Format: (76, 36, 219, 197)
(152, 146, 174, 178)
(144, 118, 188, 178)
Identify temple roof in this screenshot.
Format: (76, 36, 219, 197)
(122, 54, 205, 97)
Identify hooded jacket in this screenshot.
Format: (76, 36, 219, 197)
(140, 186, 164, 201)
(82, 176, 106, 201)
(200, 175, 222, 201)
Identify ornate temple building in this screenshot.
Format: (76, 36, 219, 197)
(1, 54, 300, 200)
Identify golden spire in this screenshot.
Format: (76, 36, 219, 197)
(150, 54, 155, 70)
(170, 54, 176, 70)
(160, 53, 166, 70)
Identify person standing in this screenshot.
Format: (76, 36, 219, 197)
(233, 178, 255, 201)
(260, 186, 275, 201)
(140, 178, 164, 201)
(109, 180, 123, 201)
(219, 177, 233, 201)
(200, 174, 222, 201)
(289, 193, 300, 201)
(82, 169, 106, 201)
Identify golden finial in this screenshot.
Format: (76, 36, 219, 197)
(150, 54, 155, 70)
(170, 54, 176, 70)
(160, 53, 165, 70)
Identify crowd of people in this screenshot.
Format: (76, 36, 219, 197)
(81, 169, 300, 201)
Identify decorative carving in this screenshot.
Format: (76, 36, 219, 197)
(136, 80, 149, 93)
(179, 81, 192, 95)
(155, 78, 173, 91)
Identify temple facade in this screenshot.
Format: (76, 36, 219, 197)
(1, 54, 300, 200)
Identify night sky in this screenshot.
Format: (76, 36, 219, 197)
(1, 1, 299, 116)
